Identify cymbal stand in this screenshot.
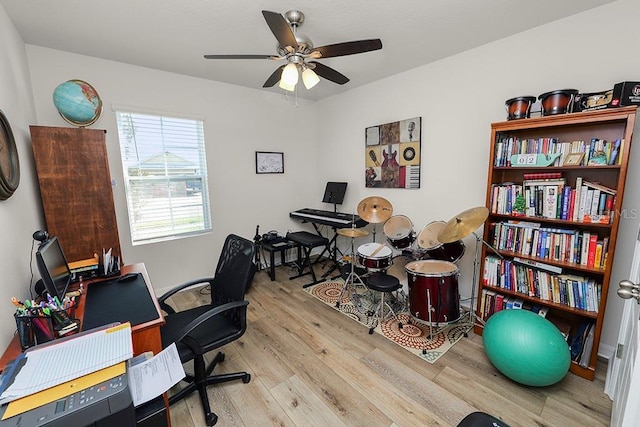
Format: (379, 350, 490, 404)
(336, 235, 367, 309)
(459, 231, 503, 333)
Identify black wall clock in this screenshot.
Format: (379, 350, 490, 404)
(0, 109, 20, 200)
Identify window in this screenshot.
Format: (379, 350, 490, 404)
(115, 110, 211, 244)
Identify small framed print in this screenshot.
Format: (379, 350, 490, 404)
(563, 152, 585, 166)
(255, 151, 284, 174)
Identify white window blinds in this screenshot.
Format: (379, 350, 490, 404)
(115, 111, 211, 244)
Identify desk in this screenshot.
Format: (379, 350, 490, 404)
(0, 263, 170, 426)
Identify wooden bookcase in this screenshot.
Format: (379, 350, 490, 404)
(474, 106, 637, 380)
(30, 126, 122, 264)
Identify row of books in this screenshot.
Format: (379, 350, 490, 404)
(570, 320, 596, 368)
(493, 136, 623, 167)
(490, 177, 616, 224)
(483, 255, 602, 312)
(489, 221, 609, 269)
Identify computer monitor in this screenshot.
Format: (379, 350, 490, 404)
(36, 236, 71, 301)
(322, 181, 348, 205)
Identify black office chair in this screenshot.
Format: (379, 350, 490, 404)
(158, 234, 256, 426)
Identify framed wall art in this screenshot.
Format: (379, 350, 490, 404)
(255, 151, 284, 174)
(365, 117, 421, 188)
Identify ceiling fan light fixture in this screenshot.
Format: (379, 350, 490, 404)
(278, 79, 296, 92)
(281, 63, 299, 86)
(302, 67, 320, 89)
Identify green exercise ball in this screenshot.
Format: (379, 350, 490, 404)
(483, 309, 570, 387)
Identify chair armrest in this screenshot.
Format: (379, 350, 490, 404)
(158, 277, 215, 314)
(175, 300, 249, 351)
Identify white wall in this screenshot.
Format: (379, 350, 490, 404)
(0, 7, 44, 346)
(315, 0, 640, 355)
(25, 46, 319, 294)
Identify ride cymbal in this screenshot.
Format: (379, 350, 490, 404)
(357, 196, 393, 223)
(337, 228, 369, 238)
(437, 206, 489, 243)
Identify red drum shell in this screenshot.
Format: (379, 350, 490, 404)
(383, 215, 415, 250)
(357, 243, 393, 271)
(406, 260, 460, 325)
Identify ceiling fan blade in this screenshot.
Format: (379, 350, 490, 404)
(263, 65, 286, 88)
(309, 62, 349, 85)
(310, 39, 382, 59)
(204, 54, 275, 60)
(262, 10, 298, 51)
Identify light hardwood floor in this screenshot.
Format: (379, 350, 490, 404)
(167, 262, 612, 427)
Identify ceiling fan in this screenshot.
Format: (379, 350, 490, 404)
(204, 10, 383, 91)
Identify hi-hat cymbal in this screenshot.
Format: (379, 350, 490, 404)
(357, 196, 393, 224)
(437, 206, 489, 243)
(337, 228, 370, 238)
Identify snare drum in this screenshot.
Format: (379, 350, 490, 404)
(406, 260, 460, 325)
(417, 221, 465, 263)
(383, 215, 415, 250)
(357, 243, 393, 271)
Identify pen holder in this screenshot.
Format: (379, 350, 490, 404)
(14, 313, 54, 350)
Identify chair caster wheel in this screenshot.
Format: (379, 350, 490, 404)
(464, 332, 468, 337)
(219, 353, 226, 363)
(368, 328, 374, 335)
(205, 412, 218, 426)
(242, 373, 251, 383)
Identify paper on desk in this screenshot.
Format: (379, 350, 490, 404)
(0, 323, 133, 405)
(127, 343, 185, 407)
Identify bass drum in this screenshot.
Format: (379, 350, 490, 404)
(383, 215, 415, 250)
(416, 221, 465, 263)
(357, 243, 393, 272)
(406, 260, 460, 325)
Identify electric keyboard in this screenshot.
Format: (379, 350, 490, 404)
(290, 208, 368, 228)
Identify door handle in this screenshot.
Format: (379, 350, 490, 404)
(618, 279, 640, 303)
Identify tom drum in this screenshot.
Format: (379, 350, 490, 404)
(406, 259, 460, 325)
(383, 215, 416, 250)
(416, 221, 465, 263)
(357, 243, 393, 271)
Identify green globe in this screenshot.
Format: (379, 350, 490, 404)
(52, 79, 102, 127)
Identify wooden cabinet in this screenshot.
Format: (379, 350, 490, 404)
(475, 106, 637, 380)
(30, 126, 121, 264)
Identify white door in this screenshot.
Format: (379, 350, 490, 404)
(606, 226, 640, 427)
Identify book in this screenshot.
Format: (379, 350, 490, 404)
(513, 256, 562, 274)
(608, 139, 622, 165)
(582, 180, 617, 195)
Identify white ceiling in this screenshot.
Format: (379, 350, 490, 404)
(1, 0, 615, 101)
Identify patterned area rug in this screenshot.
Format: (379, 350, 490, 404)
(305, 279, 468, 363)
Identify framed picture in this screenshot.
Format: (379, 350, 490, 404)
(563, 152, 585, 166)
(364, 117, 421, 189)
(255, 151, 284, 174)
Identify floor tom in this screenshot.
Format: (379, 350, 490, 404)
(406, 259, 460, 325)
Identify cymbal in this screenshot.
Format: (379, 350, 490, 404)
(357, 196, 393, 224)
(437, 206, 489, 243)
(337, 228, 369, 238)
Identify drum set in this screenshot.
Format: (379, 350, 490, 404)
(337, 196, 491, 335)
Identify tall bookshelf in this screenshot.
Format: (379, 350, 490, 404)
(475, 106, 637, 380)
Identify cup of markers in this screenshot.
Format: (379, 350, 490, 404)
(12, 298, 55, 350)
(12, 295, 79, 350)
